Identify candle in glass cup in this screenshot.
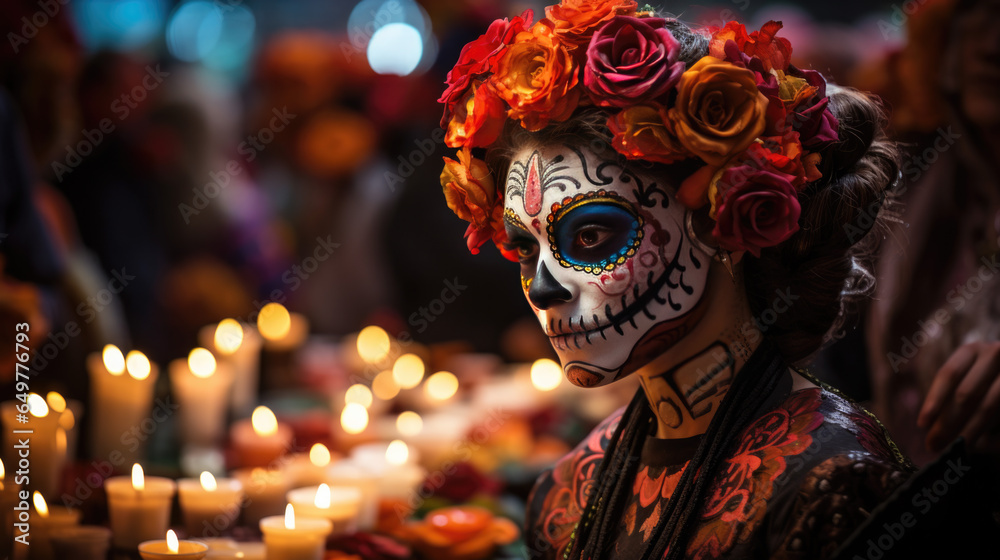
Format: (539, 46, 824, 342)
(138, 529, 209, 560)
(286, 483, 362, 535)
(199, 319, 262, 418)
(260, 504, 332, 560)
(170, 348, 234, 447)
(49, 526, 111, 560)
(29, 491, 81, 560)
(104, 463, 176, 550)
(178, 472, 243, 539)
(87, 346, 159, 464)
(232, 467, 291, 526)
(229, 406, 292, 468)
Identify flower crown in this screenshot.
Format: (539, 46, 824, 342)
(438, 0, 839, 260)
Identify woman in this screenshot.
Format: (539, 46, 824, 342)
(438, 2, 910, 558)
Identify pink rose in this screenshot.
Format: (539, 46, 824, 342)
(583, 16, 684, 107)
(712, 165, 800, 256)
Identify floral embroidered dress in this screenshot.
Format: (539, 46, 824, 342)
(525, 373, 912, 559)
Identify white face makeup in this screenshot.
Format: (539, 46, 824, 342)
(504, 145, 712, 387)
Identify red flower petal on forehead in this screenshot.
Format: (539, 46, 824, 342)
(524, 153, 542, 217)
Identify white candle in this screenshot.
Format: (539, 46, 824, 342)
(28, 491, 81, 560)
(232, 467, 290, 526)
(199, 319, 262, 418)
(257, 303, 309, 352)
(0, 394, 64, 500)
(104, 463, 176, 550)
(178, 472, 244, 539)
(87, 346, 159, 464)
(170, 348, 234, 447)
(325, 461, 379, 531)
(229, 406, 293, 469)
(198, 538, 266, 559)
(286, 483, 362, 535)
(138, 529, 209, 560)
(260, 504, 331, 560)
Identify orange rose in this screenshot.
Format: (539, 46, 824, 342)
(669, 56, 769, 167)
(440, 148, 506, 254)
(608, 103, 690, 164)
(492, 21, 581, 131)
(444, 80, 506, 148)
(545, 0, 638, 49)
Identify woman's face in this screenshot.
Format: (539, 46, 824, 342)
(503, 144, 712, 387)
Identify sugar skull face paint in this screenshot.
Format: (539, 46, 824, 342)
(504, 145, 712, 387)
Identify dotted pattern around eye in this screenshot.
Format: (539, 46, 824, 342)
(547, 190, 644, 275)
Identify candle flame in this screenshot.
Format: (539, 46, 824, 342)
(340, 403, 369, 435)
(251, 406, 279, 437)
(187, 348, 217, 378)
(27, 393, 49, 417)
(356, 326, 390, 363)
(59, 409, 75, 431)
(314, 483, 331, 509)
(132, 463, 145, 491)
(309, 443, 331, 467)
(126, 351, 151, 380)
(103, 345, 126, 375)
(284, 503, 295, 530)
(214, 319, 244, 355)
(396, 411, 423, 437)
(386, 440, 409, 466)
(392, 354, 425, 389)
(371, 370, 400, 400)
(33, 491, 49, 517)
(46, 392, 67, 413)
(344, 384, 373, 408)
(531, 358, 563, 392)
(167, 529, 179, 553)
(200, 471, 217, 491)
(0, 458, 4, 480)
(257, 303, 291, 341)
(425, 371, 459, 401)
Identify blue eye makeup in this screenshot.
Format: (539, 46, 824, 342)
(547, 191, 644, 274)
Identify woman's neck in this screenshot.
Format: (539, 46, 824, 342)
(635, 263, 764, 439)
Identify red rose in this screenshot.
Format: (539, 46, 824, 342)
(438, 10, 533, 128)
(712, 165, 800, 256)
(583, 16, 684, 107)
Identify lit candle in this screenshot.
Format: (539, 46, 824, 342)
(356, 326, 391, 366)
(284, 443, 336, 487)
(229, 406, 293, 469)
(370, 440, 426, 531)
(104, 463, 176, 550)
(48, 526, 112, 560)
(531, 358, 563, 392)
(391, 353, 425, 389)
(0, 460, 20, 558)
(199, 319, 262, 418)
(48, 392, 84, 468)
(286, 483, 362, 535)
(259, 504, 332, 560)
(138, 529, 209, 560)
(257, 303, 309, 392)
(325, 460, 379, 532)
(178, 471, 244, 539)
(0, 393, 63, 500)
(170, 348, 234, 447)
(29, 491, 81, 560)
(340, 402, 369, 436)
(232, 467, 291, 526)
(87, 346, 159, 464)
